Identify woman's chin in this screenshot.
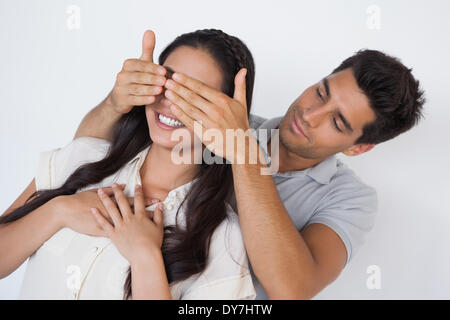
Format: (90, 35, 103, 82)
(150, 136, 180, 149)
(149, 127, 192, 150)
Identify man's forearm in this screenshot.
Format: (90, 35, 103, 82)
(231, 144, 318, 299)
(73, 93, 122, 141)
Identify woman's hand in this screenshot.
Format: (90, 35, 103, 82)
(90, 183, 164, 264)
(108, 30, 167, 115)
(55, 185, 157, 237)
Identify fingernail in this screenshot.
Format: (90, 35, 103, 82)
(151, 199, 159, 204)
(98, 189, 104, 195)
(170, 104, 178, 113)
(157, 203, 164, 210)
(173, 73, 181, 81)
(135, 184, 141, 190)
(158, 67, 166, 75)
(165, 80, 174, 88)
(157, 77, 166, 85)
(90, 208, 97, 214)
(112, 183, 118, 188)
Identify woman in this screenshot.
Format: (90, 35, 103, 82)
(0, 29, 256, 299)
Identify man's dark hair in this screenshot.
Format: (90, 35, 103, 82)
(332, 49, 425, 145)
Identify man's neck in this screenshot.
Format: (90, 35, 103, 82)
(267, 139, 326, 173)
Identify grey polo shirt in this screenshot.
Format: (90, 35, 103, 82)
(247, 115, 378, 299)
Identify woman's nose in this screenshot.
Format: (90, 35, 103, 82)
(160, 97, 172, 107)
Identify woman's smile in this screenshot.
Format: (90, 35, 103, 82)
(154, 111, 185, 130)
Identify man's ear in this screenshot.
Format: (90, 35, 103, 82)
(342, 143, 375, 156)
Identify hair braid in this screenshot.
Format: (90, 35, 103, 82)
(190, 29, 255, 108)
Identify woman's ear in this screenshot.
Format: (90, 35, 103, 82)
(342, 143, 375, 156)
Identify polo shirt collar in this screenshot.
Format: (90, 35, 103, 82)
(256, 116, 338, 185)
(303, 155, 338, 184)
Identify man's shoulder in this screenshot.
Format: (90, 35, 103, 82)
(325, 159, 378, 206)
(249, 114, 268, 129)
(277, 156, 377, 207)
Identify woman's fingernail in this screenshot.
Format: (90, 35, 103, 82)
(90, 208, 97, 214)
(112, 183, 118, 188)
(157, 203, 164, 210)
(98, 188, 104, 195)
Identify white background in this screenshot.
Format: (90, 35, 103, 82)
(0, 0, 449, 299)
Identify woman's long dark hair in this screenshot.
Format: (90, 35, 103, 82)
(0, 29, 255, 299)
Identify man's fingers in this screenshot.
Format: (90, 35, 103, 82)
(172, 72, 225, 104)
(169, 103, 196, 131)
(119, 70, 166, 86)
(127, 95, 155, 107)
(165, 79, 215, 116)
(233, 68, 248, 110)
(140, 30, 156, 63)
(127, 84, 163, 96)
(165, 89, 212, 126)
(123, 59, 166, 75)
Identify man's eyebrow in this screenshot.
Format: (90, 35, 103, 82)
(322, 77, 330, 98)
(323, 77, 354, 134)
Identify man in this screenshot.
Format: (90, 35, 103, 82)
(74, 31, 425, 299)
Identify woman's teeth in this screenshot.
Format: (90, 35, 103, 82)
(158, 113, 184, 127)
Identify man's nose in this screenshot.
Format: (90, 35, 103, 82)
(303, 104, 330, 127)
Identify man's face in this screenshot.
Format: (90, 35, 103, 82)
(279, 68, 376, 160)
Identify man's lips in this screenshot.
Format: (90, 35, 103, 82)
(292, 112, 309, 140)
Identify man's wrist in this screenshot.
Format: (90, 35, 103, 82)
(233, 135, 270, 167)
(101, 93, 122, 117)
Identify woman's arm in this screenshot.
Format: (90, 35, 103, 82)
(0, 179, 63, 279)
(130, 249, 172, 300)
(0, 179, 130, 279)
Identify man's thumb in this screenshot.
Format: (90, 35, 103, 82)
(140, 30, 156, 62)
(233, 68, 247, 108)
